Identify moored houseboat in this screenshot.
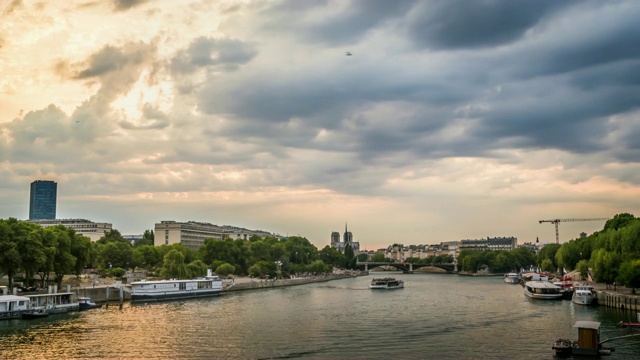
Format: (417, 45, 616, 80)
(26, 285, 79, 313)
(130, 272, 223, 302)
(0, 295, 30, 320)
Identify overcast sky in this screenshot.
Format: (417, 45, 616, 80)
(2, 0, 639, 249)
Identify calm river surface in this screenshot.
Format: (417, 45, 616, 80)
(1, 273, 639, 359)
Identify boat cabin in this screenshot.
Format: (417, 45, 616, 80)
(572, 321, 601, 356)
(0, 295, 30, 320)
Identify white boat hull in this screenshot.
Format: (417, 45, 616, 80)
(572, 295, 596, 305)
(370, 284, 404, 290)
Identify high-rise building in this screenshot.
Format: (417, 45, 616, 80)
(29, 180, 57, 220)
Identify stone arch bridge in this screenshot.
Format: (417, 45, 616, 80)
(355, 261, 457, 274)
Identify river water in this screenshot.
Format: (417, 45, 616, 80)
(1, 273, 639, 359)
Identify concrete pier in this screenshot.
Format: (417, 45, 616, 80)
(597, 290, 640, 311)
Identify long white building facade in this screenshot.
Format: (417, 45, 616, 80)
(154, 220, 281, 250)
(29, 218, 112, 241)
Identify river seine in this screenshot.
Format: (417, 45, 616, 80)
(1, 273, 639, 359)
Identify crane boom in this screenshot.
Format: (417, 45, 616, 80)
(539, 218, 609, 244)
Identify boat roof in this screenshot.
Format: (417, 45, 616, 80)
(524, 281, 560, 289)
(131, 277, 220, 285)
(26, 292, 73, 298)
(0, 295, 30, 301)
(573, 321, 600, 330)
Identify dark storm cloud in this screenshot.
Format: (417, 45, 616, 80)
(112, 0, 147, 12)
(76, 46, 131, 78)
(405, 0, 577, 50)
(263, 0, 416, 45)
(171, 37, 257, 74)
(270, 0, 415, 45)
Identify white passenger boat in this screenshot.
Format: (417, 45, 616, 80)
(572, 284, 597, 305)
(131, 273, 223, 302)
(0, 295, 30, 320)
(523, 281, 563, 300)
(370, 278, 404, 289)
(503, 273, 520, 284)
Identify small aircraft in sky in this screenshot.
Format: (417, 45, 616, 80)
(346, 51, 352, 56)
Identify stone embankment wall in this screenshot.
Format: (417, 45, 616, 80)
(597, 290, 640, 311)
(223, 274, 357, 293)
(75, 286, 130, 303)
(71, 274, 360, 302)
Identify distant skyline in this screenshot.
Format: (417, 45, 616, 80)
(1, 1, 639, 249)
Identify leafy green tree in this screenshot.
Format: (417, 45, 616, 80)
(591, 249, 621, 285)
(16, 222, 46, 287)
(248, 260, 276, 278)
(215, 263, 236, 276)
(134, 230, 154, 247)
(576, 259, 589, 280)
(371, 253, 387, 262)
(556, 241, 581, 271)
(541, 258, 555, 272)
(461, 253, 480, 272)
(512, 247, 536, 269)
(98, 240, 133, 269)
(619, 220, 640, 261)
(210, 260, 225, 272)
(187, 260, 208, 277)
(537, 244, 561, 269)
(36, 226, 58, 288)
(70, 234, 92, 278)
(270, 242, 287, 262)
(307, 260, 331, 273)
(97, 229, 126, 244)
(249, 240, 271, 263)
(604, 213, 636, 231)
(105, 267, 126, 278)
(161, 250, 190, 279)
(47, 225, 77, 288)
(617, 260, 640, 291)
(318, 245, 345, 267)
(132, 245, 161, 269)
(0, 219, 21, 289)
(344, 243, 356, 270)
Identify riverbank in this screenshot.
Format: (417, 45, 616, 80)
(588, 282, 640, 311)
(69, 272, 364, 303)
(223, 273, 361, 292)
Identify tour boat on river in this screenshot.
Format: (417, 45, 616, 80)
(503, 273, 520, 284)
(524, 281, 563, 300)
(370, 278, 404, 290)
(131, 271, 223, 302)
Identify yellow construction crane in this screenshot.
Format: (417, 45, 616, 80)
(539, 218, 609, 244)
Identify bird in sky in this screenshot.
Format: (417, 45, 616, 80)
(346, 51, 352, 56)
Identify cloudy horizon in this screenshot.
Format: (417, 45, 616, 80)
(2, 0, 639, 249)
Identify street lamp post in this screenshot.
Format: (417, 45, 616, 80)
(275, 261, 282, 279)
